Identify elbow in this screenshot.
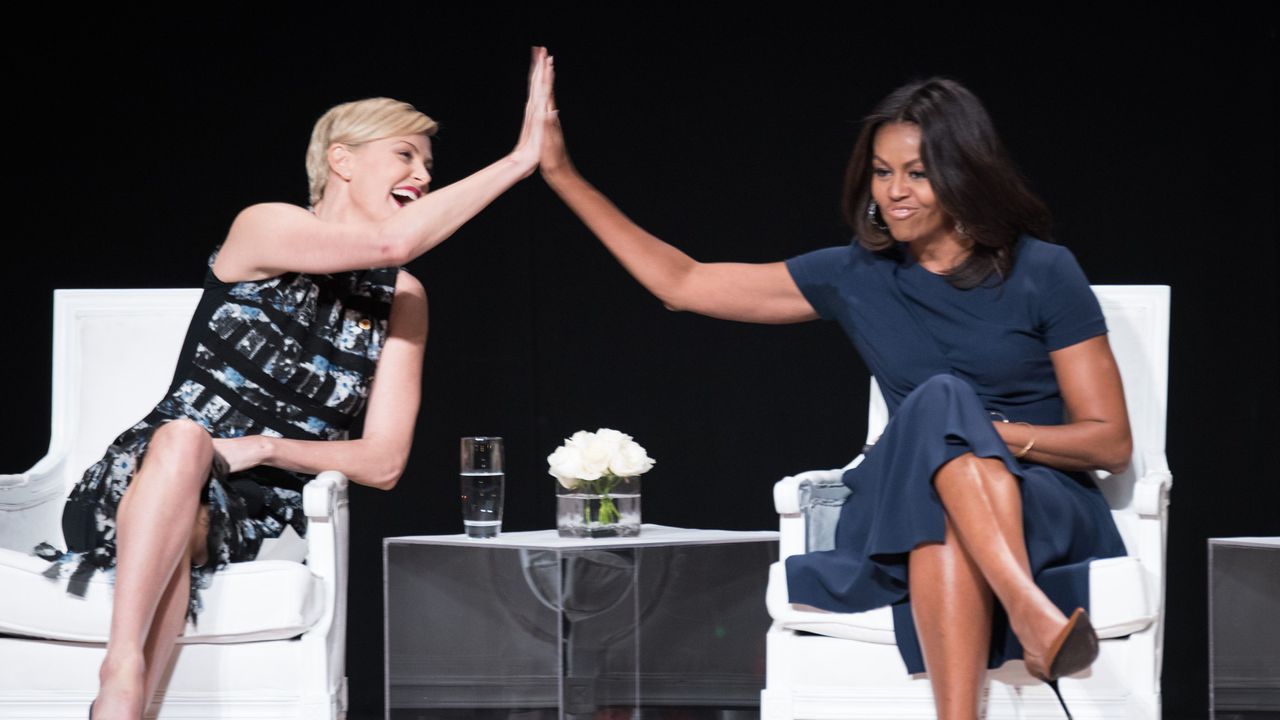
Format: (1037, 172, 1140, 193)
(377, 473, 403, 492)
(368, 466, 405, 492)
(658, 293, 689, 313)
(652, 264, 702, 313)
(374, 227, 417, 267)
(1102, 434, 1133, 475)
(364, 454, 408, 491)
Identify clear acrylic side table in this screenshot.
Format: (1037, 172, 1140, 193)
(384, 525, 778, 719)
(1208, 537, 1280, 719)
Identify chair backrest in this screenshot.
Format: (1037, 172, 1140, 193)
(864, 285, 1171, 519)
(47, 289, 202, 495)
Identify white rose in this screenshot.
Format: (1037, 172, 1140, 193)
(547, 445, 586, 488)
(577, 432, 614, 480)
(594, 428, 632, 447)
(609, 439, 655, 477)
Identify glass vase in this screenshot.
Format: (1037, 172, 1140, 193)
(556, 475, 641, 538)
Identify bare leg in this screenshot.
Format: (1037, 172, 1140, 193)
(95, 420, 213, 719)
(911, 514, 993, 720)
(139, 504, 211, 714)
(933, 453, 1069, 675)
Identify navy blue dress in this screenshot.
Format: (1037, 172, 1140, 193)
(783, 236, 1127, 673)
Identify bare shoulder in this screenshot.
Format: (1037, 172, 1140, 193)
(394, 270, 426, 303)
(225, 203, 317, 245)
(215, 203, 318, 281)
(389, 271, 428, 338)
(233, 202, 313, 224)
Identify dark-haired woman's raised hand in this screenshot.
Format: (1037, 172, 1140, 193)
(539, 90, 572, 179)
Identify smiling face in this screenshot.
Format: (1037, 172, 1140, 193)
(330, 134, 433, 221)
(869, 122, 955, 247)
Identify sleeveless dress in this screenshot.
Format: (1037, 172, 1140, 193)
(783, 236, 1128, 674)
(36, 250, 399, 618)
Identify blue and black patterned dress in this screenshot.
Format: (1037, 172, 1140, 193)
(38, 250, 399, 617)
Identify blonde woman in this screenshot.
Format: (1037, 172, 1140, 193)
(41, 48, 554, 719)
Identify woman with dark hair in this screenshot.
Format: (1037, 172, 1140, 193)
(538, 77, 1129, 719)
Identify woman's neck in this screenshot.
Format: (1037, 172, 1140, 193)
(311, 187, 373, 225)
(907, 231, 973, 274)
(310, 198, 346, 223)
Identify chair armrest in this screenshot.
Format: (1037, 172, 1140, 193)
(774, 454, 862, 514)
(0, 473, 32, 490)
(298, 470, 350, 696)
(303, 470, 349, 519)
(0, 454, 68, 511)
(775, 460, 858, 559)
(774, 469, 846, 515)
(1133, 452, 1172, 519)
(303, 470, 349, 580)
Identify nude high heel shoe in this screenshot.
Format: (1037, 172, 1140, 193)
(1025, 607, 1099, 719)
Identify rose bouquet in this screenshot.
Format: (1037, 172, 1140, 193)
(548, 429, 655, 536)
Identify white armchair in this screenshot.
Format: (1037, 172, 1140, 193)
(0, 289, 350, 719)
(762, 286, 1172, 720)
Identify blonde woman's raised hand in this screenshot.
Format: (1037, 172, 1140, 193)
(511, 46, 555, 175)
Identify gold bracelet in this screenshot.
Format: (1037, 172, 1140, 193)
(1012, 421, 1035, 458)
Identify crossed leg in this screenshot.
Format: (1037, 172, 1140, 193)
(910, 452, 1072, 720)
(94, 419, 213, 719)
(910, 515, 993, 719)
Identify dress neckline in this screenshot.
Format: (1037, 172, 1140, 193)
(896, 243, 955, 280)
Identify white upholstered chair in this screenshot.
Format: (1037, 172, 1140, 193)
(0, 289, 351, 719)
(762, 286, 1172, 720)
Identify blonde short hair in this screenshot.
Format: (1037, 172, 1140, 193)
(305, 98, 438, 206)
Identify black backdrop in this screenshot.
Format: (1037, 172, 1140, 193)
(3, 8, 1276, 719)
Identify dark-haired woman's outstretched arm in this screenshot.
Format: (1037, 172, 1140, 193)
(540, 103, 816, 325)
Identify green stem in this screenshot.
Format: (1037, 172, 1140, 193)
(584, 475, 620, 525)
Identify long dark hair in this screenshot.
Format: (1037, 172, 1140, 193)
(843, 77, 1051, 288)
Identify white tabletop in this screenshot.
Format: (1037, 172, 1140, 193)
(1208, 536, 1280, 549)
(385, 524, 778, 550)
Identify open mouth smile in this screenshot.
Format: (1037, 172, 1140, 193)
(391, 186, 423, 207)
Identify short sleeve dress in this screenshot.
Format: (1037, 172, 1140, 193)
(36, 250, 399, 618)
(783, 235, 1127, 673)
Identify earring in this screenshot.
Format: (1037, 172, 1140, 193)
(955, 221, 968, 237)
(867, 199, 889, 231)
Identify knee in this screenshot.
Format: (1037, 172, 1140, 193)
(153, 419, 211, 447)
(936, 452, 1015, 494)
(145, 420, 214, 478)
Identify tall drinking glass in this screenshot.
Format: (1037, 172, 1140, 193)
(460, 436, 504, 538)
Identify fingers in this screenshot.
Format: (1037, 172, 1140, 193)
(528, 46, 550, 95)
(514, 47, 557, 173)
(528, 45, 543, 87)
(544, 55, 555, 104)
(531, 49, 552, 106)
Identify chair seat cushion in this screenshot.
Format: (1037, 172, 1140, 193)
(0, 540, 323, 643)
(767, 555, 1154, 643)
